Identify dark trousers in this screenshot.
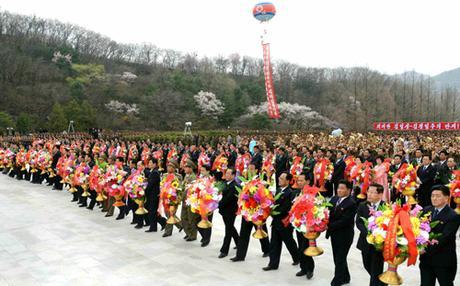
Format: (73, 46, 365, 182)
(53, 175, 63, 190)
(420, 260, 456, 286)
(331, 231, 354, 285)
(31, 172, 41, 183)
(88, 190, 97, 209)
(417, 188, 432, 208)
(236, 219, 270, 259)
(197, 213, 213, 242)
(361, 248, 385, 286)
(296, 231, 315, 273)
(15, 167, 23, 180)
(268, 223, 299, 268)
(146, 198, 166, 231)
(219, 213, 239, 254)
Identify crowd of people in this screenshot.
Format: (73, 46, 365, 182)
(0, 131, 459, 286)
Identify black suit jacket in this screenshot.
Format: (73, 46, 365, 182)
(271, 186, 294, 230)
(326, 196, 357, 238)
(356, 201, 385, 251)
(435, 161, 451, 185)
(145, 168, 161, 204)
(51, 151, 61, 169)
(420, 206, 460, 268)
(219, 181, 239, 216)
(332, 158, 346, 183)
(251, 152, 263, 171)
(275, 154, 289, 175)
(417, 164, 436, 191)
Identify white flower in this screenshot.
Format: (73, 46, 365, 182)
(241, 101, 337, 128)
(52, 51, 72, 64)
(105, 100, 139, 115)
(193, 91, 225, 119)
(397, 236, 408, 246)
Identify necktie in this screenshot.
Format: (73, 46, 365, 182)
(433, 209, 439, 219)
(336, 198, 342, 209)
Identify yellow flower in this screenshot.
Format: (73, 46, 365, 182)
(383, 210, 393, 217)
(367, 235, 374, 244)
(396, 226, 403, 236)
(375, 235, 384, 245)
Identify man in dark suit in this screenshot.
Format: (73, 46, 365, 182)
(263, 172, 299, 271)
(144, 158, 167, 232)
(326, 180, 357, 286)
(250, 145, 263, 172)
(293, 173, 315, 280)
(419, 185, 460, 286)
(356, 183, 386, 286)
(411, 148, 423, 167)
(275, 147, 289, 181)
(435, 150, 449, 185)
(51, 144, 63, 190)
(331, 151, 346, 197)
(416, 155, 437, 207)
(389, 154, 404, 202)
(218, 168, 240, 258)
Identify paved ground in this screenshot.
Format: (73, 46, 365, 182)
(0, 174, 458, 286)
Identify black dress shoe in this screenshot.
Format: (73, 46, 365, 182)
(186, 237, 196, 242)
(78, 204, 86, 208)
(183, 235, 189, 240)
(262, 266, 278, 271)
(296, 270, 306, 277)
(145, 229, 157, 233)
(130, 222, 137, 225)
(115, 216, 124, 220)
(86, 207, 93, 210)
(134, 225, 143, 229)
(262, 252, 270, 258)
(201, 240, 210, 247)
(230, 257, 245, 262)
(71, 199, 78, 202)
(306, 271, 313, 280)
(292, 260, 300, 266)
(105, 214, 113, 217)
(218, 253, 227, 259)
(162, 233, 172, 238)
(233, 246, 238, 250)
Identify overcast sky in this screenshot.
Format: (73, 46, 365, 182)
(1, 0, 459, 76)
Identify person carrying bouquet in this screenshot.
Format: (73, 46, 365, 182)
(419, 185, 460, 286)
(262, 172, 299, 271)
(356, 183, 386, 286)
(326, 180, 357, 286)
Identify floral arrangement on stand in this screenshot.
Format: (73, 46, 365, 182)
(286, 186, 331, 256)
(365, 203, 439, 285)
(236, 177, 277, 238)
(313, 158, 334, 191)
(186, 176, 222, 228)
(392, 164, 419, 205)
(160, 173, 182, 224)
(124, 169, 148, 214)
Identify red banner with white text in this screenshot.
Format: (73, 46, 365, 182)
(262, 43, 280, 119)
(373, 122, 460, 131)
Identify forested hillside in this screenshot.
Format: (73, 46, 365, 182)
(0, 9, 458, 134)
